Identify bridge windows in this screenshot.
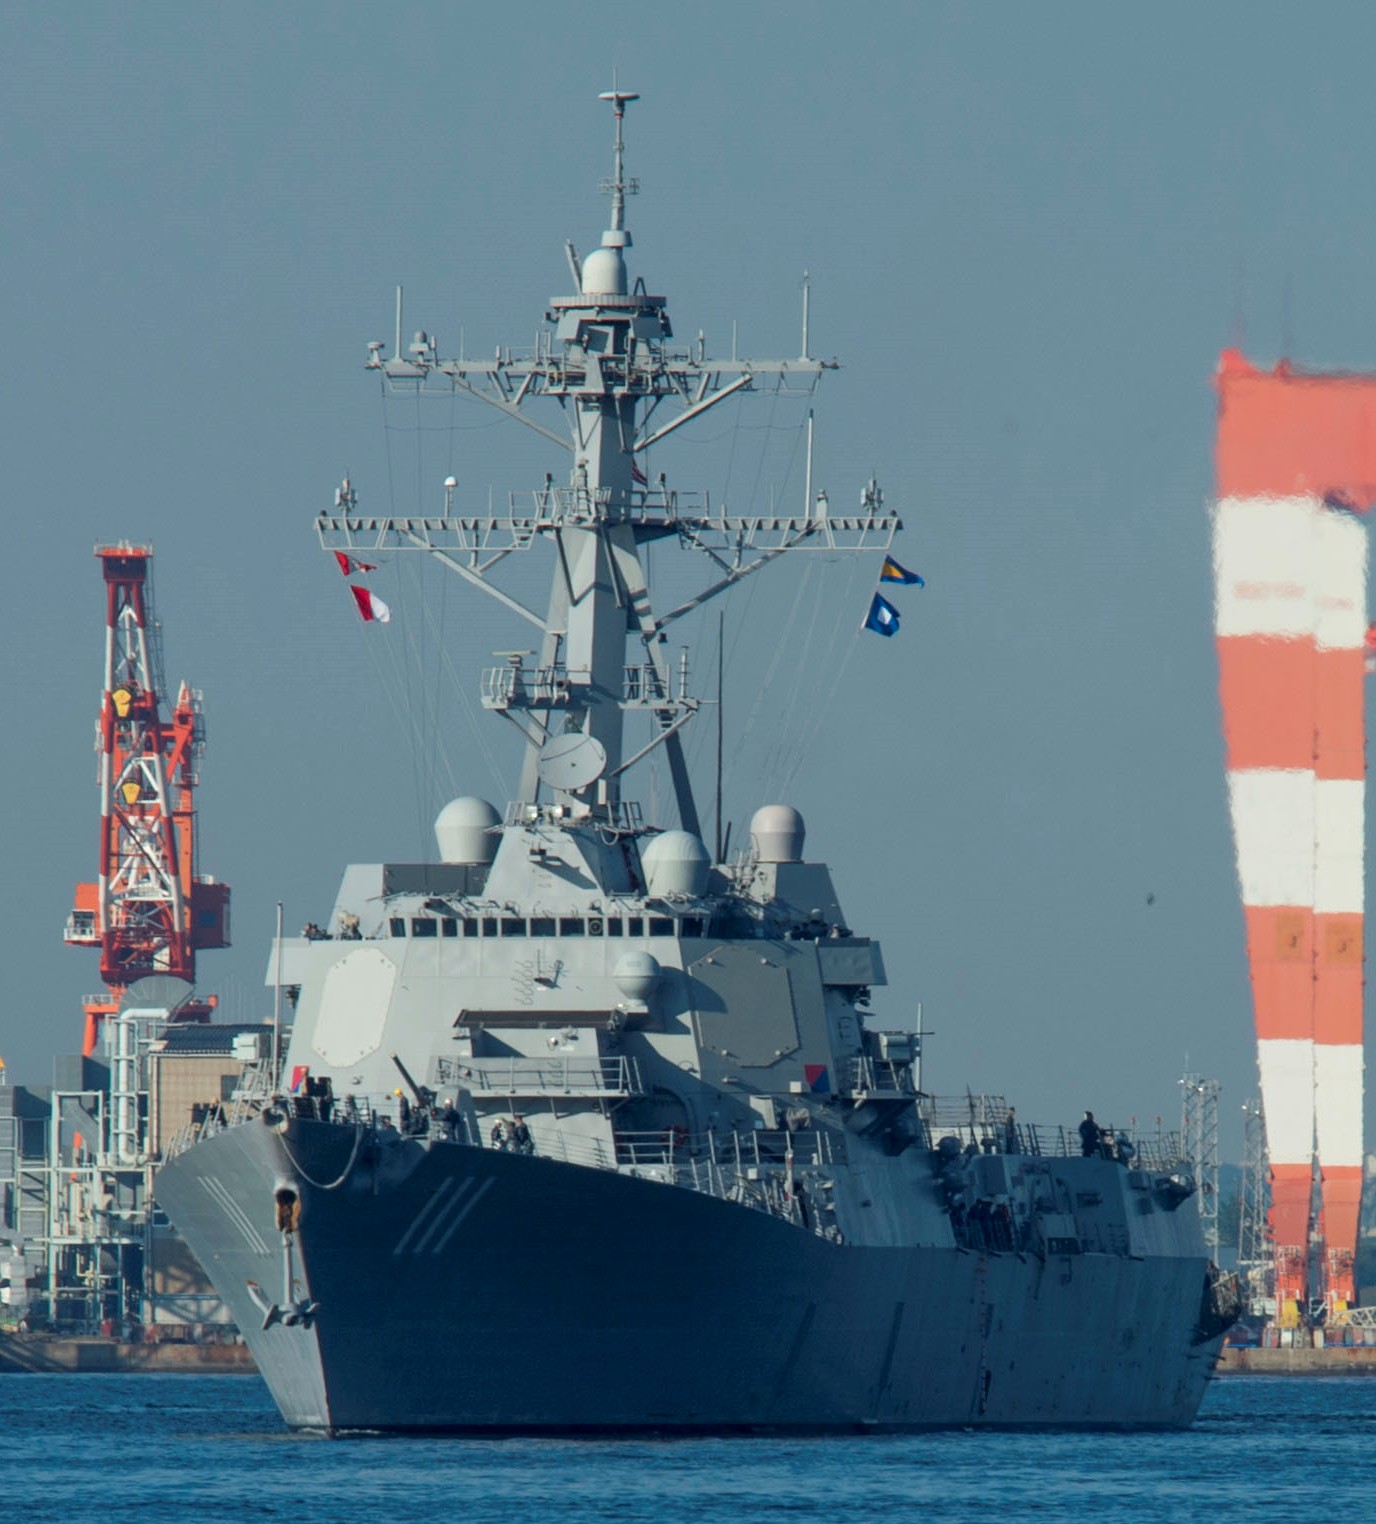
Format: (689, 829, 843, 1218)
(388, 909, 698, 940)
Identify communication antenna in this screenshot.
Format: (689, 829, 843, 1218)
(1238, 1098, 1269, 1271)
(714, 611, 725, 863)
(1181, 1073, 1221, 1259)
(272, 901, 284, 1093)
(597, 87, 641, 233)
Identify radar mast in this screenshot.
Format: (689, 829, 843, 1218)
(324, 91, 901, 835)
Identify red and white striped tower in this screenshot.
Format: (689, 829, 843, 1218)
(1213, 350, 1372, 1320)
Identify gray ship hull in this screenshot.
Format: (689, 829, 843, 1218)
(156, 1118, 1223, 1433)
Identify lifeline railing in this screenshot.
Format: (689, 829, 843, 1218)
(435, 1054, 644, 1098)
(162, 1102, 845, 1236)
(919, 1093, 1187, 1172)
(163, 1081, 1185, 1193)
(843, 1056, 917, 1096)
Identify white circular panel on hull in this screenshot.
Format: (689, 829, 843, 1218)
(312, 947, 398, 1066)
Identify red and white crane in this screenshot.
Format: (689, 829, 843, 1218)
(64, 544, 230, 1055)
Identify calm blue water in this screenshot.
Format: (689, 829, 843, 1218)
(0, 1375, 1370, 1521)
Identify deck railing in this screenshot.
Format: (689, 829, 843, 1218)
(162, 1082, 1188, 1231)
(918, 1092, 1186, 1171)
(435, 1054, 644, 1098)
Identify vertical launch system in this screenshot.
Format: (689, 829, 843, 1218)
(1212, 349, 1373, 1321)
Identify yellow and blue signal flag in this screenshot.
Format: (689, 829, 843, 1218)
(880, 555, 924, 586)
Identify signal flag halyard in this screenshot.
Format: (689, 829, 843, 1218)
(863, 592, 901, 637)
(350, 584, 391, 624)
(880, 555, 924, 586)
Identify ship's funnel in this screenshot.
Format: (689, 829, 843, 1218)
(640, 830, 710, 898)
(750, 805, 805, 863)
(434, 797, 500, 865)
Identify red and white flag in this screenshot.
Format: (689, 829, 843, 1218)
(350, 584, 391, 624)
(335, 550, 378, 576)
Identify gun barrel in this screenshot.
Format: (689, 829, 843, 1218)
(391, 1052, 424, 1102)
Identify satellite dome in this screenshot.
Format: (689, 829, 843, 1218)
(613, 950, 662, 1003)
(581, 245, 628, 296)
(749, 805, 805, 863)
(640, 830, 711, 898)
(434, 796, 500, 865)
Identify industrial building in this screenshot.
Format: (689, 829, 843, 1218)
(0, 541, 247, 1339)
(0, 1016, 272, 1333)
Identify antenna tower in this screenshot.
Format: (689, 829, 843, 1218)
(1181, 1073, 1221, 1260)
(1237, 1098, 1271, 1313)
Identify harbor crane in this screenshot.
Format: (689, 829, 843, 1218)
(64, 545, 230, 1054)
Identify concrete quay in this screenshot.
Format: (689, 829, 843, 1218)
(0, 1333, 256, 1374)
(1218, 1344, 1376, 1375)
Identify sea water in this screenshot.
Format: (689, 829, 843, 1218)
(0, 1375, 1370, 1522)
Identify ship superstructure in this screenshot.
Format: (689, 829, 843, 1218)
(155, 93, 1233, 1432)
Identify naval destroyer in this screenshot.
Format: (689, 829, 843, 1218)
(156, 92, 1234, 1432)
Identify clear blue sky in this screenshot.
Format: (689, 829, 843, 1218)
(2, 1, 1370, 1160)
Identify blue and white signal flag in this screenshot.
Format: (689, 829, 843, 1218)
(863, 592, 901, 637)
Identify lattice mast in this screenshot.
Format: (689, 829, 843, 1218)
(1181, 1074, 1221, 1260)
(1237, 1099, 1271, 1313)
(64, 545, 230, 1054)
(1212, 352, 1372, 1321)
(324, 91, 899, 831)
